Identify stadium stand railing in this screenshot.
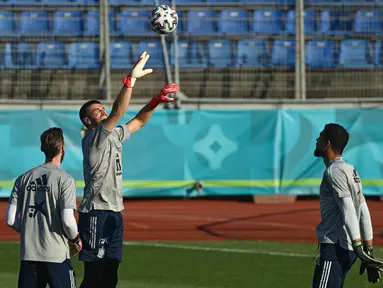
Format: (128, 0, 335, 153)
(0, 0, 383, 101)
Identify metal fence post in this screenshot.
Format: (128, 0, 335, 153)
(295, 0, 306, 100)
(102, 0, 111, 101)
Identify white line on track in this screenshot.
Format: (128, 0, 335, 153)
(123, 241, 315, 258)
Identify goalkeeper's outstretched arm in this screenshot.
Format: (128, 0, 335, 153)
(125, 83, 179, 135)
(103, 51, 153, 132)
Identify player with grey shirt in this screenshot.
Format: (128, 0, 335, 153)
(5, 127, 82, 288)
(312, 123, 383, 288)
(77, 51, 179, 288)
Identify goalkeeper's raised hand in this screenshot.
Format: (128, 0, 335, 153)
(354, 244, 383, 284)
(123, 51, 153, 88)
(359, 246, 382, 284)
(148, 83, 179, 108)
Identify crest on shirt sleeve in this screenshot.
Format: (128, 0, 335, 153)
(353, 168, 360, 183)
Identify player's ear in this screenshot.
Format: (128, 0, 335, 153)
(61, 148, 65, 163)
(83, 117, 91, 126)
(60, 144, 65, 163)
(325, 140, 331, 150)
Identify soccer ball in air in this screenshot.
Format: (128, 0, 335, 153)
(148, 5, 178, 34)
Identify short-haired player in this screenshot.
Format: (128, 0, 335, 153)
(6, 127, 82, 288)
(312, 123, 383, 287)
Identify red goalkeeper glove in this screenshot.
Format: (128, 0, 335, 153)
(148, 83, 179, 108)
(69, 233, 82, 257)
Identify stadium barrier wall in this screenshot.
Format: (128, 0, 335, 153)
(0, 108, 383, 198)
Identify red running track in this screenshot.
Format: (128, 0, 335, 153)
(0, 199, 382, 246)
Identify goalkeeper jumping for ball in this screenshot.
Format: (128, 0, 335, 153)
(77, 51, 178, 288)
(312, 123, 383, 287)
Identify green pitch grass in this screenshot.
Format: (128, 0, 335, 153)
(0, 241, 382, 288)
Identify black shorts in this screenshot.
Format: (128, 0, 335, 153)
(78, 210, 123, 262)
(18, 259, 76, 288)
(312, 243, 357, 288)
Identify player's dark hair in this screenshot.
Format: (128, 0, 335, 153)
(323, 123, 349, 155)
(79, 100, 101, 125)
(40, 127, 64, 160)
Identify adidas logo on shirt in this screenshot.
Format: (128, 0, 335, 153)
(26, 174, 51, 193)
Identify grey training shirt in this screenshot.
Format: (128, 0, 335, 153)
(9, 163, 77, 262)
(79, 123, 130, 213)
(316, 157, 365, 251)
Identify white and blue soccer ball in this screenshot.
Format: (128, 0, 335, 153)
(148, 5, 178, 34)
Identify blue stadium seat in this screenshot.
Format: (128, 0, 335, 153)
(240, 0, 294, 5)
(68, 42, 99, 69)
(53, 11, 83, 36)
(84, 10, 117, 36)
(319, 11, 353, 36)
(110, 41, 133, 69)
(207, 40, 233, 67)
(306, 0, 340, 5)
(0, 11, 15, 37)
(338, 40, 373, 68)
(120, 10, 151, 36)
(109, 0, 138, 4)
(342, 0, 374, 5)
(140, 0, 171, 5)
(253, 10, 284, 35)
(170, 41, 207, 67)
(4, 43, 35, 69)
(137, 40, 163, 68)
(19, 11, 49, 37)
(36, 42, 67, 69)
(271, 40, 295, 67)
(354, 10, 383, 34)
(286, 9, 317, 35)
(306, 40, 336, 68)
(187, 10, 216, 35)
(176, 11, 184, 32)
(8, 0, 39, 5)
(374, 40, 383, 66)
(41, 0, 74, 5)
(220, 10, 250, 35)
(76, 0, 99, 4)
(207, 0, 236, 3)
(173, 0, 205, 5)
(236, 39, 268, 67)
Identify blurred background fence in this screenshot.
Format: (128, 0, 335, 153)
(0, 0, 383, 101)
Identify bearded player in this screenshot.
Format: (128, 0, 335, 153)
(77, 51, 178, 288)
(312, 123, 383, 287)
